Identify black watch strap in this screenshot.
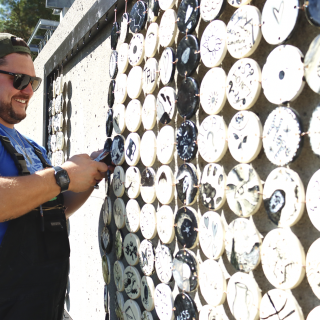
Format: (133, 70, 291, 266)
(53, 166, 70, 193)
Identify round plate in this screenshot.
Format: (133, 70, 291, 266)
(226, 164, 263, 217)
(308, 307, 320, 320)
(124, 233, 141, 266)
(177, 77, 200, 119)
(261, 0, 299, 45)
(155, 244, 173, 283)
(56, 132, 64, 151)
(113, 260, 125, 291)
(157, 205, 175, 244)
(140, 204, 157, 239)
(142, 310, 153, 320)
(102, 254, 111, 284)
(103, 196, 112, 226)
(228, 111, 263, 163)
(129, 1, 147, 33)
(198, 115, 228, 162)
(114, 74, 127, 104)
(177, 35, 200, 77)
(200, 20, 227, 68)
(261, 228, 306, 289)
(177, 0, 200, 34)
(305, 0, 320, 27)
(309, 106, 320, 156)
(154, 283, 174, 320)
(173, 249, 199, 292)
(113, 104, 126, 134)
(199, 210, 226, 261)
(263, 106, 303, 166)
(143, 58, 159, 94)
(55, 150, 64, 166)
(306, 169, 320, 231)
(113, 166, 125, 197)
(127, 66, 143, 99)
(148, 0, 160, 22)
(199, 305, 229, 320)
(157, 125, 175, 164)
(159, 0, 175, 10)
(118, 43, 129, 74)
(139, 240, 155, 276)
(115, 292, 125, 320)
(115, 229, 123, 260)
(176, 163, 199, 206)
(124, 298, 141, 318)
(141, 130, 157, 167)
(176, 120, 198, 161)
(145, 23, 159, 58)
(159, 47, 176, 85)
(174, 206, 199, 249)
(108, 80, 115, 108)
(174, 293, 198, 320)
(305, 35, 320, 95)
(125, 199, 140, 232)
(199, 259, 226, 306)
(141, 167, 157, 204)
(126, 100, 142, 133)
(200, 0, 225, 21)
(109, 50, 118, 79)
(264, 167, 305, 227)
(156, 165, 175, 204)
(306, 238, 320, 300)
(129, 33, 145, 66)
(156, 87, 177, 125)
(141, 276, 155, 311)
(111, 22, 119, 50)
(159, 9, 178, 47)
(125, 132, 141, 166)
(227, 272, 261, 320)
(101, 226, 112, 254)
(106, 109, 113, 137)
(125, 167, 141, 199)
(124, 266, 142, 299)
(142, 94, 157, 130)
(111, 135, 125, 165)
(227, 6, 262, 58)
(262, 45, 305, 104)
(113, 198, 126, 229)
(119, 13, 129, 43)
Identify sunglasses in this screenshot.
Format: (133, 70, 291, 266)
(0, 70, 42, 92)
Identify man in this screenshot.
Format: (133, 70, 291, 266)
(0, 33, 110, 319)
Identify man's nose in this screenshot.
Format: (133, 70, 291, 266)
(20, 82, 33, 97)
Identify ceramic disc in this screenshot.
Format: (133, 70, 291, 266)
(109, 50, 118, 79)
(108, 80, 115, 108)
(227, 272, 261, 320)
(102, 254, 111, 284)
(143, 58, 159, 94)
(176, 120, 198, 161)
(141, 130, 157, 167)
(159, 47, 176, 85)
(113, 165, 125, 197)
(56, 132, 64, 151)
(227, 6, 262, 58)
(140, 204, 157, 239)
(154, 283, 174, 320)
(141, 276, 155, 311)
(198, 115, 228, 163)
(306, 169, 320, 231)
(156, 165, 175, 204)
(174, 293, 199, 320)
(157, 125, 175, 164)
(141, 167, 157, 204)
(142, 310, 153, 320)
(261, 0, 299, 45)
(139, 240, 155, 276)
(55, 150, 64, 166)
(145, 23, 159, 58)
(307, 307, 320, 320)
(173, 249, 199, 292)
(159, 0, 175, 10)
(176, 163, 199, 206)
(127, 66, 143, 99)
(200, 0, 226, 21)
(175, 206, 199, 249)
(200, 20, 227, 68)
(306, 238, 320, 300)
(115, 229, 123, 260)
(263, 106, 303, 166)
(177, 35, 200, 77)
(148, 0, 159, 23)
(129, 1, 147, 33)
(262, 45, 305, 104)
(142, 94, 157, 130)
(103, 196, 112, 226)
(55, 94, 62, 113)
(309, 106, 320, 156)
(129, 33, 145, 67)
(113, 198, 126, 229)
(125, 167, 141, 199)
(156, 86, 177, 125)
(115, 292, 125, 320)
(113, 104, 126, 134)
(305, 0, 320, 27)
(114, 74, 127, 104)
(177, 77, 200, 119)
(123, 233, 141, 266)
(125, 199, 140, 232)
(125, 133, 141, 166)
(155, 245, 173, 284)
(126, 100, 142, 132)
(157, 205, 175, 244)
(54, 113, 63, 132)
(305, 35, 320, 95)
(124, 266, 142, 299)
(199, 305, 229, 320)
(159, 9, 178, 47)
(111, 134, 125, 165)
(106, 109, 113, 137)
(119, 13, 129, 43)
(113, 260, 125, 291)
(101, 226, 112, 254)
(264, 167, 305, 227)
(261, 228, 306, 289)
(124, 299, 141, 318)
(111, 22, 120, 50)
(118, 43, 129, 74)
(199, 259, 226, 306)
(177, 0, 200, 34)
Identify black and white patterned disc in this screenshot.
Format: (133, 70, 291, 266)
(124, 266, 142, 299)
(199, 305, 229, 320)
(111, 135, 125, 165)
(125, 167, 141, 199)
(108, 80, 115, 108)
(103, 196, 112, 226)
(142, 311, 153, 320)
(159, 9, 178, 47)
(307, 169, 320, 232)
(109, 50, 118, 79)
(51, 135, 56, 152)
(176, 163, 199, 206)
(157, 205, 175, 244)
(227, 0, 250, 9)
(111, 22, 120, 50)
(177, 0, 200, 34)
(200, 0, 226, 21)
(305, 0, 320, 27)
(155, 165, 175, 204)
(124, 299, 141, 319)
(125, 132, 141, 166)
(56, 132, 64, 151)
(141, 167, 157, 204)
(113, 198, 126, 229)
(177, 35, 200, 77)
(143, 58, 159, 94)
(177, 77, 199, 119)
(113, 104, 126, 134)
(147, 0, 159, 22)
(113, 260, 125, 291)
(145, 22, 159, 58)
(155, 245, 173, 284)
(263, 106, 303, 166)
(159, 47, 175, 85)
(154, 283, 174, 320)
(129, 1, 147, 33)
(118, 43, 129, 74)
(102, 254, 111, 284)
(156, 87, 177, 125)
(157, 125, 175, 165)
(101, 225, 112, 254)
(174, 293, 198, 320)
(139, 240, 155, 276)
(129, 33, 145, 67)
(114, 74, 127, 104)
(176, 120, 198, 161)
(140, 204, 157, 239)
(115, 229, 123, 260)
(113, 165, 125, 197)
(125, 199, 140, 232)
(119, 13, 129, 43)
(115, 291, 125, 320)
(141, 130, 157, 167)
(305, 35, 320, 95)
(106, 109, 113, 137)
(127, 66, 143, 99)
(142, 94, 157, 130)
(124, 233, 141, 266)
(141, 276, 155, 311)
(126, 99, 142, 132)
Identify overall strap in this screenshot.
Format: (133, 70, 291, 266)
(23, 137, 52, 169)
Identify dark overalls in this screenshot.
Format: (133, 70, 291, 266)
(0, 135, 70, 320)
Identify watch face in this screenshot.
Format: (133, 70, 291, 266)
(109, 50, 118, 79)
(159, 9, 178, 47)
(306, 169, 320, 232)
(177, 77, 199, 119)
(114, 73, 127, 104)
(113, 165, 125, 197)
(141, 276, 155, 311)
(129, 33, 145, 66)
(125, 132, 141, 166)
(155, 244, 173, 283)
(305, 35, 320, 95)
(127, 66, 143, 99)
(119, 13, 129, 43)
(157, 125, 175, 164)
(106, 109, 113, 137)
(113, 197, 126, 229)
(125, 167, 141, 199)
(142, 94, 157, 130)
(177, 35, 200, 77)
(177, 0, 200, 34)
(141, 167, 157, 204)
(100, 226, 112, 254)
(124, 266, 142, 299)
(113, 103, 126, 134)
(118, 43, 129, 74)
(140, 204, 157, 239)
(156, 87, 177, 125)
(306, 239, 320, 300)
(139, 240, 155, 276)
(102, 254, 111, 284)
(126, 99, 142, 132)
(129, 1, 147, 33)
(155, 165, 175, 204)
(145, 23, 159, 58)
(305, 0, 320, 26)
(200, 0, 225, 21)
(103, 196, 112, 225)
(143, 58, 159, 94)
(159, 47, 175, 85)
(111, 22, 120, 50)
(113, 260, 125, 291)
(154, 283, 174, 320)
(123, 233, 141, 266)
(115, 229, 123, 260)
(176, 120, 198, 161)
(141, 130, 157, 167)
(125, 199, 140, 232)
(157, 205, 175, 244)
(107, 80, 115, 108)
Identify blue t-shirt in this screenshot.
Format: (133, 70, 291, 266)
(0, 123, 51, 243)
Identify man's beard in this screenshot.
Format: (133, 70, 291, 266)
(0, 99, 27, 124)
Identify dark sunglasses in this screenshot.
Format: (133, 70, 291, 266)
(0, 70, 42, 92)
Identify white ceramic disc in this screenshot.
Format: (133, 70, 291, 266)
(141, 130, 157, 167)
(157, 125, 175, 164)
(200, 20, 227, 68)
(227, 6, 262, 58)
(159, 47, 175, 86)
(125, 167, 141, 199)
(200, 67, 227, 115)
(125, 199, 140, 232)
(261, 0, 299, 45)
(140, 204, 157, 239)
(154, 283, 174, 320)
(141, 167, 157, 204)
(139, 241, 155, 276)
(306, 169, 320, 231)
(114, 74, 127, 104)
(113, 198, 126, 229)
(118, 43, 129, 74)
(226, 164, 263, 217)
(111, 135, 126, 165)
(113, 166, 125, 197)
(159, 0, 175, 10)
(145, 23, 159, 58)
(55, 150, 64, 166)
(198, 115, 228, 163)
(54, 113, 63, 132)
(124, 268, 142, 297)
(142, 310, 153, 320)
(102, 254, 111, 284)
(200, 0, 225, 22)
(156, 87, 177, 125)
(227, 272, 261, 320)
(157, 205, 175, 244)
(228, 0, 250, 7)
(199, 305, 229, 320)
(56, 131, 64, 151)
(305, 35, 320, 94)
(159, 9, 178, 47)
(261, 228, 306, 289)
(55, 94, 62, 113)
(226, 58, 262, 110)
(143, 58, 159, 94)
(263, 107, 303, 166)
(309, 106, 320, 156)
(306, 238, 320, 300)
(155, 165, 175, 204)
(141, 276, 155, 311)
(262, 45, 305, 104)
(129, 33, 145, 66)
(115, 291, 125, 320)
(127, 66, 143, 99)
(155, 244, 173, 284)
(142, 94, 157, 130)
(199, 211, 225, 260)
(126, 100, 142, 132)
(113, 104, 126, 134)
(123, 233, 141, 266)
(114, 260, 125, 291)
(125, 132, 141, 166)
(228, 111, 263, 163)
(200, 259, 226, 306)
(124, 298, 141, 319)
(103, 196, 112, 226)
(307, 307, 320, 320)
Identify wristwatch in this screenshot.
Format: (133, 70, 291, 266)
(53, 166, 70, 193)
